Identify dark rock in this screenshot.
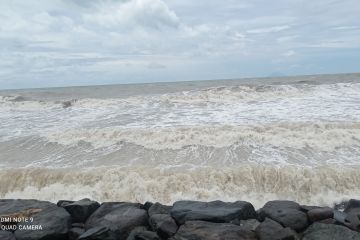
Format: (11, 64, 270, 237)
(126, 226, 148, 240)
(345, 199, 360, 212)
(307, 207, 333, 222)
(57, 200, 75, 207)
(72, 222, 85, 228)
(0, 199, 71, 240)
(128, 230, 160, 240)
(143, 202, 153, 211)
(258, 200, 308, 232)
(255, 218, 298, 240)
(0, 231, 16, 240)
(63, 198, 100, 223)
(70, 227, 85, 240)
(302, 222, 360, 240)
(149, 214, 178, 238)
(85, 202, 148, 240)
(170, 200, 256, 225)
(300, 205, 321, 212)
(239, 219, 260, 232)
(171, 220, 256, 240)
(148, 202, 171, 217)
(79, 226, 117, 240)
(319, 218, 336, 224)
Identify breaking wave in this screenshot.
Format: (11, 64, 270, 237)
(1, 165, 360, 208)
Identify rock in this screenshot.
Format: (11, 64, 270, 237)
(0, 231, 16, 240)
(72, 222, 85, 228)
(300, 205, 321, 212)
(170, 200, 256, 225)
(148, 202, 172, 217)
(318, 218, 336, 224)
(302, 222, 360, 240)
(126, 226, 148, 240)
(307, 207, 333, 222)
(239, 219, 260, 232)
(343, 199, 360, 231)
(255, 218, 298, 240)
(85, 202, 148, 240)
(345, 199, 360, 212)
(57, 200, 75, 207)
(149, 214, 178, 238)
(0, 199, 71, 240)
(63, 198, 100, 223)
(171, 220, 256, 240)
(128, 230, 160, 240)
(70, 227, 85, 240)
(79, 226, 117, 240)
(143, 202, 153, 211)
(258, 200, 308, 232)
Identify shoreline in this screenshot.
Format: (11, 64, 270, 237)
(1, 198, 360, 239)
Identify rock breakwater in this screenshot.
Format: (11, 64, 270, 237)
(1, 198, 360, 239)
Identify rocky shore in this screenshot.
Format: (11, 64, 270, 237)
(1, 198, 360, 240)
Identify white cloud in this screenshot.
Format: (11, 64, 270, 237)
(247, 25, 290, 34)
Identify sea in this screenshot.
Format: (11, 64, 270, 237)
(0, 73, 359, 208)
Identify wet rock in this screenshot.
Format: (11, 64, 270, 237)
(0, 199, 71, 240)
(307, 207, 333, 222)
(302, 222, 360, 240)
(171, 220, 256, 240)
(79, 226, 117, 240)
(255, 218, 298, 240)
(258, 200, 308, 232)
(127, 230, 160, 240)
(63, 198, 100, 223)
(171, 200, 256, 225)
(149, 214, 178, 238)
(0, 231, 16, 240)
(318, 218, 336, 224)
(148, 202, 172, 217)
(85, 202, 148, 240)
(345, 199, 360, 212)
(300, 205, 320, 212)
(143, 202, 153, 211)
(57, 200, 75, 207)
(126, 226, 148, 240)
(70, 227, 85, 240)
(239, 219, 260, 232)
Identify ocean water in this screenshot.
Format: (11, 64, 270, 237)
(0, 73, 360, 208)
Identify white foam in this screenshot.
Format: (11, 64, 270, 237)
(1, 165, 360, 208)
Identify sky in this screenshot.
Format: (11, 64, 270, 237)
(0, 0, 360, 89)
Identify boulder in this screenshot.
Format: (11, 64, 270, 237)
(149, 214, 178, 238)
(171, 220, 256, 240)
(345, 199, 360, 212)
(239, 219, 260, 232)
(255, 218, 298, 240)
(79, 226, 117, 240)
(307, 207, 333, 222)
(170, 200, 256, 225)
(258, 200, 308, 231)
(127, 230, 160, 240)
(148, 202, 172, 217)
(143, 202, 153, 211)
(302, 222, 360, 240)
(85, 202, 148, 240)
(0, 231, 16, 240)
(70, 227, 85, 240)
(57, 200, 75, 207)
(63, 198, 100, 223)
(0, 199, 71, 240)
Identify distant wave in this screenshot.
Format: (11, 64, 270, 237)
(1, 165, 360, 208)
(44, 122, 360, 151)
(1, 82, 359, 109)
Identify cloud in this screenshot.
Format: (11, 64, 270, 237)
(0, 0, 360, 89)
(83, 0, 180, 30)
(247, 25, 290, 34)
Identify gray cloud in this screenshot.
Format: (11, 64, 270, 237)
(0, 0, 359, 89)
